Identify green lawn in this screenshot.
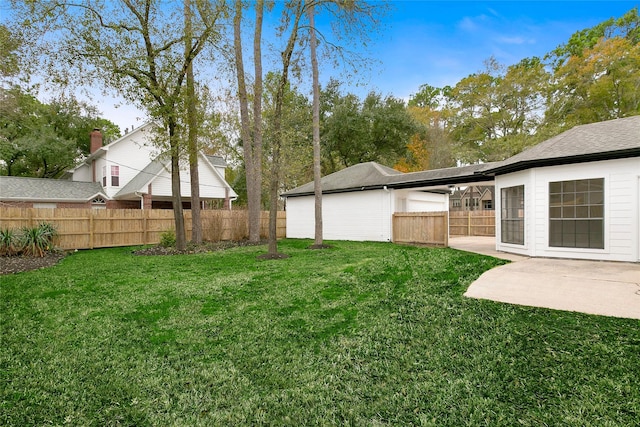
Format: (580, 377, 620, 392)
(1, 240, 638, 426)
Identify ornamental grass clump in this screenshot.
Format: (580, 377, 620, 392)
(0, 223, 58, 257)
(0, 228, 21, 256)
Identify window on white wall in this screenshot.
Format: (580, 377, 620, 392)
(501, 185, 524, 245)
(549, 178, 604, 249)
(111, 165, 120, 187)
(102, 166, 107, 186)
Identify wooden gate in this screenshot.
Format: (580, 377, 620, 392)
(392, 212, 448, 246)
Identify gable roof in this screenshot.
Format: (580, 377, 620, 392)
(113, 152, 237, 199)
(114, 158, 166, 198)
(0, 176, 107, 203)
(482, 116, 640, 175)
(87, 122, 154, 161)
(282, 161, 497, 197)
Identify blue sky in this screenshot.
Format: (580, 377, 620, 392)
(361, 1, 637, 100)
(85, 1, 638, 131)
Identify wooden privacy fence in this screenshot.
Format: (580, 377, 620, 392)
(449, 210, 495, 236)
(392, 212, 449, 246)
(0, 208, 286, 250)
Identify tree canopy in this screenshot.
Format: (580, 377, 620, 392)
(0, 87, 120, 178)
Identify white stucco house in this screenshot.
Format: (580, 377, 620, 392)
(484, 116, 640, 263)
(1, 123, 237, 209)
(282, 162, 495, 242)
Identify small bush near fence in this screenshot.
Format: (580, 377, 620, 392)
(0, 223, 58, 257)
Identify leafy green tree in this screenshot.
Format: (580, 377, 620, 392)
(395, 105, 455, 172)
(544, 9, 640, 129)
(0, 24, 21, 77)
(447, 57, 549, 163)
(0, 87, 119, 177)
(12, 0, 224, 250)
(547, 37, 640, 127)
(547, 8, 639, 71)
(321, 80, 416, 173)
(263, 73, 312, 196)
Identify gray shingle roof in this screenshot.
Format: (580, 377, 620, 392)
(114, 159, 166, 198)
(205, 155, 228, 168)
(385, 163, 497, 188)
(281, 162, 401, 196)
(483, 116, 640, 175)
(282, 161, 497, 197)
(0, 176, 106, 202)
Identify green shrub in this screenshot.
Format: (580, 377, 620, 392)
(159, 229, 176, 248)
(37, 222, 58, 242)
(0, 228, 22, 256)
(20, 223, 58, 257)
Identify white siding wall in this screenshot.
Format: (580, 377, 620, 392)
(72, 164, 92, 182)
(149, 157, 232, 199)
(395, 190, 448, 212)
(94, 157, 109, 194)
(286, 189, 393, 241)
(103, 127, 159, 197)
(496, 158, 640, 262)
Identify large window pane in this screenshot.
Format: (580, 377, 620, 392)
(501, 185, 524, 245)
(549, 178, 604, 249)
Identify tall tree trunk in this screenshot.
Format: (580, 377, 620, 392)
(234, 0, 262, 243)
(252, 0, 264, 236)
(185, 0, 202, 243)
(265, 2, 302, 256)
(169, 121, 187, 250)
(308, 2, 323, 247)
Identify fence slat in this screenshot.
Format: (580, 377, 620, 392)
(0, 207, 286, 250)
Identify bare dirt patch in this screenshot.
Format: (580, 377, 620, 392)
(1, 252, 67, 275)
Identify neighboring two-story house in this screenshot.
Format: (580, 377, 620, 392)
(449, 185, 494, 212)
(0, 123, 237, 209)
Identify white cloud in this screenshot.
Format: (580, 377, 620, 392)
(496, 36, 536, 45)
(457, 16, 480, 32)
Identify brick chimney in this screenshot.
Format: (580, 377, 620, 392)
(90, 128, 103, 154)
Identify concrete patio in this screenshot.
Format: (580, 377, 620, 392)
(449, 236, 640, 320)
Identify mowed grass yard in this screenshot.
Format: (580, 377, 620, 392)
(1, 240, 639, 426)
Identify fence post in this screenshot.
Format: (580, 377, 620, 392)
(444, 212, 449, 247)
(467, 211, 471, 236)
(89, 210, 94, 249)
(143, 209, 148, 244)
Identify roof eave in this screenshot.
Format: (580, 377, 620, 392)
(387, 173, 493, 190)
(0, 193, 108, 203)
(282, 184, 388, 198)
(482, 148, 640, 176)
